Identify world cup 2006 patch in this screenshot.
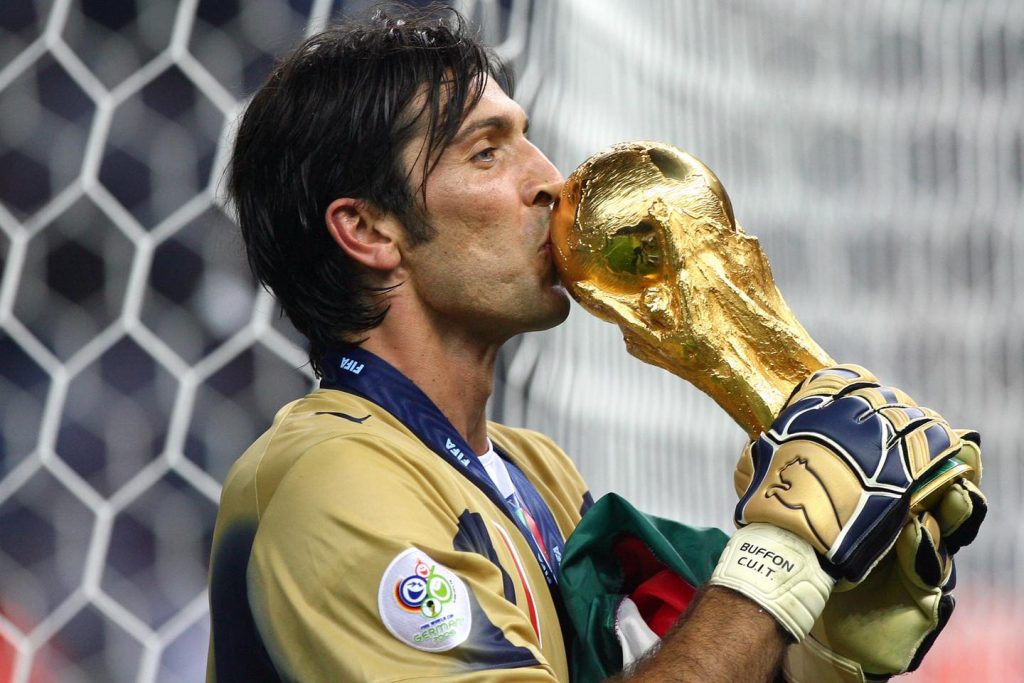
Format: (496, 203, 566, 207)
(378, 547, 472, 652)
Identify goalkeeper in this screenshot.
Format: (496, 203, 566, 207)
(206, 6, 986, 682)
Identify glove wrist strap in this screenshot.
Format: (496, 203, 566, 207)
(709, 523, 835, 641)
(783, 635, 871, 683)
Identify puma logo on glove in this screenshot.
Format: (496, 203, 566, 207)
(764, 457, 848, 551)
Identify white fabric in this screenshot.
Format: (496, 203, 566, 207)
(479, 438, 520, 502)
(614, 597, 661, 668)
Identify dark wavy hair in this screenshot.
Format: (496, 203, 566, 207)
(229, 5, 513, 376)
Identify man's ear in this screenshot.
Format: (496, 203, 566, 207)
(325, 198, 402, 272)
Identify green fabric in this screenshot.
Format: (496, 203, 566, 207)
(559, 493, 729, 682)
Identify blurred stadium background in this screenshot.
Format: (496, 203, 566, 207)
(0, 0, 1020, 681)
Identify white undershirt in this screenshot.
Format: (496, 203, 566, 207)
(479, 439, 555, 571)
(478, 438, 519, 502)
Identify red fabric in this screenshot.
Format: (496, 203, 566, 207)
(631, 569, 697, 637)
(614, 535, 698, 637)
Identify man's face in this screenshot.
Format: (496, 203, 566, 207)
(399, 79, 570, 343)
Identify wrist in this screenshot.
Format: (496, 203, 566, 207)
(708, 523, 835, 641)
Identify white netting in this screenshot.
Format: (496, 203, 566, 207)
(0, 1, 1019, 681)
(0, 1, 334, 680)
(503, 1, 1023, 680)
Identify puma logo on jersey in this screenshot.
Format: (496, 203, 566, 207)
(316, 411, 371, 424)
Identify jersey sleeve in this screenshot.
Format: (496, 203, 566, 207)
(246, 435, 561, 682)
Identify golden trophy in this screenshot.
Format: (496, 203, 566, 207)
(549, 141, 970, 509)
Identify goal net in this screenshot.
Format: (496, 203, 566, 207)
(0, 0, 1019, 681)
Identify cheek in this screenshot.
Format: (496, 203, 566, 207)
(428, 172, 519, 224)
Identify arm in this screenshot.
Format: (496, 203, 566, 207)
(558, 493, 792, 683)
(247, 439, 560, 681)
(620, 586, 787, 683)
(561, 366, 977, 682)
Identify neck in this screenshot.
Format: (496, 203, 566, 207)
(358, 323, 501, 456)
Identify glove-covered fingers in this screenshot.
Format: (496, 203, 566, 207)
(786, 364, 881, 404)
(953, 429, 982, 484)
(841, 391, 979, 523)
(893, 511, 957, 673)
(896, 511, 953, 590)
(920, 429, 985, 553)
(894, 411, 961, 481)
(841, 391, 962, 483)
(935, 478, 987, 553)
(791, 368, 963, 484)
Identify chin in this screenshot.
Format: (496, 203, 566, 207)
(529, 287, 572, 332)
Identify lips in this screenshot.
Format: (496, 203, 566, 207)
(538, 215, 554, 253)
(537, 237, 557, 282)
(540, 199, 560, 253)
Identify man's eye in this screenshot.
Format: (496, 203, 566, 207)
(473, 147, 497, 162)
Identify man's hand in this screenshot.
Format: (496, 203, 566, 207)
(709, 365, 974, 641)
(783, 432, 986, 681)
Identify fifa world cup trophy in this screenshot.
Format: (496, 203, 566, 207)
(549, 141, 971, 509)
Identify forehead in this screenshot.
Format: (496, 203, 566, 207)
(462, 78, 525, 126)
(401, 76, 525, 179)
(413, 76, 524, 143)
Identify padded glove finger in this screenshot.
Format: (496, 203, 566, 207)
(930, 431, 986, 553)
(951, 429, 982, 485)
(895, 510, 952, 591)
(936, 479, 986, 553)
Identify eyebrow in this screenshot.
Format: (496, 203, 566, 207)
(452, 114, 529, 147)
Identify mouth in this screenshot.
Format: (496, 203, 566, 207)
(538, 217, 553, 253)
(540, 199, 559, 253)
(536, 232, 556, 278)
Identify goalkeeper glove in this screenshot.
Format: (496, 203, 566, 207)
(709, 365, 972, 641)
(783, 431, 986, 681)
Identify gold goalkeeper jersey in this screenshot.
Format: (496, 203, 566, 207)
(207, 348, 592, 682)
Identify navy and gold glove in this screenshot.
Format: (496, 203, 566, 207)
(784, 431, 986, 682)
(710, 365, 974, 641)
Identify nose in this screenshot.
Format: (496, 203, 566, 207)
(524, 141, 564, 208)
